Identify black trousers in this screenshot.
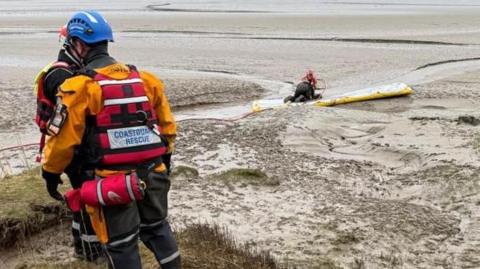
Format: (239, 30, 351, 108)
(293, 81, 315, 101)
(102, 171, 181, 269)
(65, 155, 103, 261)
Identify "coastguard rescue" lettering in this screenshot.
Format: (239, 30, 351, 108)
(107, 126, 160, 149)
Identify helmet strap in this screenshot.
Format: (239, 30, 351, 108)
(65, 38, 85, 68)
(64, 47, 82, 68)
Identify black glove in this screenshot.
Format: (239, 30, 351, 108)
(42, 169, 64, 201)
(162, 153, 172, 175)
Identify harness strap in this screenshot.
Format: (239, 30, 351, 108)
(36, 133, 46, 163)
(97, 157, 163, 177)
(50, 61, 70, 69)
(77, 68, 97, 78)
(86, 115, 96, 127)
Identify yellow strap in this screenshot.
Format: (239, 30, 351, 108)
(33, 62, 55, 95)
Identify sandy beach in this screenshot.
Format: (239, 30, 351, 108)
(1, 1, 480, 268)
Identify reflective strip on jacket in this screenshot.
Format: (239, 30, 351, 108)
(42, 63, 176, 174)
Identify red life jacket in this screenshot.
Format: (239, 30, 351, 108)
(90, 66, 167, 168)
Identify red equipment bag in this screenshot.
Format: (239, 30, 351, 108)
(80, 173, 145, 207)
(64, 189, 82, 213)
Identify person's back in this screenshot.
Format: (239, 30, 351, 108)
(42, 11, 180, 269)
(45, 43, 176, 174)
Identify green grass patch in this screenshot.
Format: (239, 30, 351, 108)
(170, 165, 199, 179)
(312, 259, 343, 269)
(0, 167, 69, 249)
(15, 260, 101, 269)
(211, 168, 279, 187)
(177, 223, 277, 269)
(331, 230, 360, 245)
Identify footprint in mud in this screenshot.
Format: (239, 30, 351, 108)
(421, 105, 447, 110)
(366, 126, 386, 135)
(335, 124, 386, 139)
(399, 152, 424, 170)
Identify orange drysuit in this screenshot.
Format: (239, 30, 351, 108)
(42, 63, 176, 175)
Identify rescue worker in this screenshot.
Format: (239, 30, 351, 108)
(35, 25, 102, 261)
(41, 10, 180, 269)
(284, 69, 321, 103)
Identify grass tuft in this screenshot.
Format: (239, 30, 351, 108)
(313, 259, 343, 269)
(15, 261, 100, 269)
(170, 165, 200, 179)
(332, 231, 360, 245)
(176, 223, 278, 269)
(22, 223, 280, 269)
(211, 168, 279, 187)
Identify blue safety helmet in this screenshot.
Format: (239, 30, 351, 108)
(67, 10, 114, 44)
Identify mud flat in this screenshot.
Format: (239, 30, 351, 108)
(170, 69, 480, 268)
(1, 0, 480, 268)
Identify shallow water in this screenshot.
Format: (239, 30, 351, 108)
(2, 0, 480, 14)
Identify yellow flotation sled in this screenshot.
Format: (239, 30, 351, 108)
(252, 82, 413, 112)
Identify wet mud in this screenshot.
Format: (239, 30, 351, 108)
(169, 70, 480, 267)
(2, 1, 480, 267)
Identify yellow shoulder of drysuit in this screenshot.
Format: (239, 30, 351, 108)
(42, 75, 102, 174)
(33, 62, 54, 94)
(95, 63, 130, 80)
(140, 70, 177, 142)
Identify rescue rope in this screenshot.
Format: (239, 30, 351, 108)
(318, 78, 328, 98)
(177, 110, 259, 123)
(0, 143, 39, 153)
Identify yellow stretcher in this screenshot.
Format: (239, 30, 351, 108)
(252, 83, 413, 112)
